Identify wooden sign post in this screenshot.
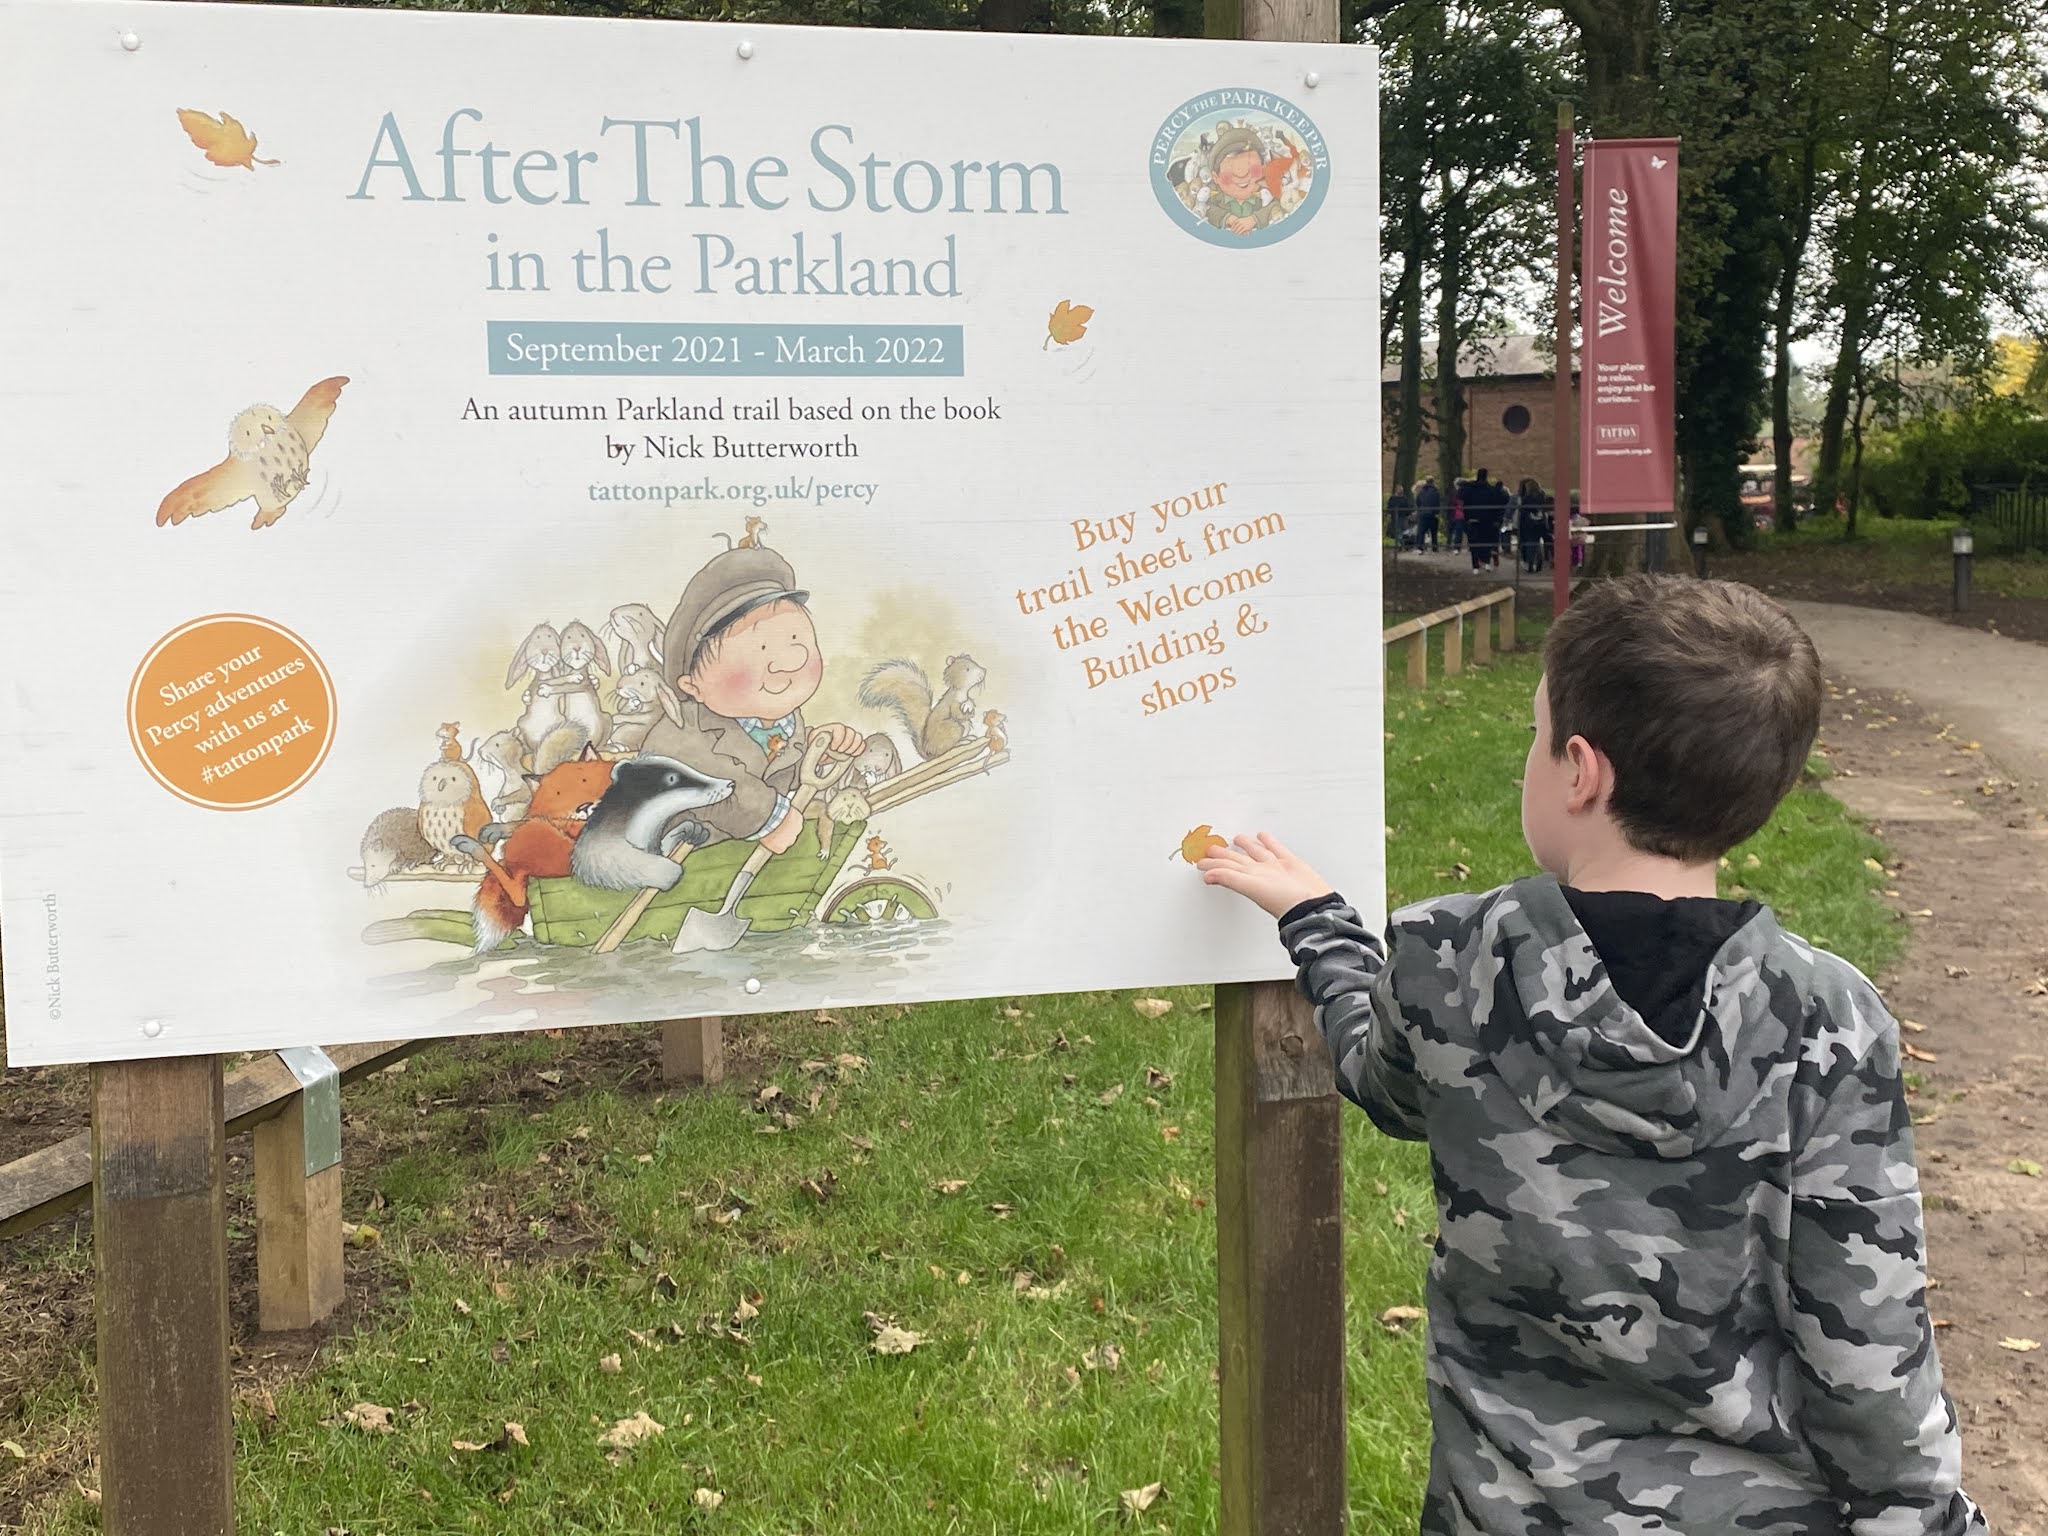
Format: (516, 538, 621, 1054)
(1209, 0, 1352, 1521)
(91, 1055, 235, 1536)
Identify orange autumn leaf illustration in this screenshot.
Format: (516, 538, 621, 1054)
(176, 109, 280, 171)
(1045, 300, 1094, 349)
(1176, 824, 1227, 864)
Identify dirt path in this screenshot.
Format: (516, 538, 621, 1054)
(1795, 602, 2048, 1534)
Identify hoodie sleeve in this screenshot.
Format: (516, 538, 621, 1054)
(1277, 897, 1427, 1140)
(1787, 1015, 1985, 1535)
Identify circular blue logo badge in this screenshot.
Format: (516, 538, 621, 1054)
(1151, 89, 1331, 248)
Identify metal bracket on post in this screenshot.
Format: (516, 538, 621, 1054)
(275, 1046, 341, 1176)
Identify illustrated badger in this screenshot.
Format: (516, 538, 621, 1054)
(570, 756, 735, 893)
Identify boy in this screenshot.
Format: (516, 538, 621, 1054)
(1199, 576, 1983, 1536)
(640, 544, 864, 853)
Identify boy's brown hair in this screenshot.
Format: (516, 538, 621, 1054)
(1543, 574, 1823, 862)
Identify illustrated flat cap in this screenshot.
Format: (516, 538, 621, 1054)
(662, 545, 808, 681)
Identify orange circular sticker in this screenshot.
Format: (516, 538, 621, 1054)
(128, 614, 335, 810)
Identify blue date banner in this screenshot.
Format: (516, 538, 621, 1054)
(490, 322, 965, 377)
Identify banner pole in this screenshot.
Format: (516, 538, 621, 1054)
(1553, 101, 1574, 617)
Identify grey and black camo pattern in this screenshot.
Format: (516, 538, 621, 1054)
(1281, 876, 1985, 1536)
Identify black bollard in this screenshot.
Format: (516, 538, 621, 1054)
(1691, 525, 1709, 578)
(1952, 526, 1973, 614)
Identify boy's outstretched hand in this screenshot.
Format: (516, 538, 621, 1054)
(1195, 833, 1334, 919)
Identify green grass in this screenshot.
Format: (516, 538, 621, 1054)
(1726, 512, 2048, 602)
(6, 617, 1899, 1535)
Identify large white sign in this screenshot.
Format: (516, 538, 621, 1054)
(0, 0, 1380, 1066)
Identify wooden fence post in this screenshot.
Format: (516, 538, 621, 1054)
(1406, 628, 1427, 689)
(253, 1048, 344, 1332)
(1472, 600, 1493, 664)
(92, 1056, 234, 1536)
(1443, 611, 1463, 676)
(1214, 981, 1347, 1535)
(663, 1016, 725, 1086)
(1499, 591, 1517, 651)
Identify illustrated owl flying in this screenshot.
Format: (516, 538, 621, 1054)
(156, 377, 348, 531)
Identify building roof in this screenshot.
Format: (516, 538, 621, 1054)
(1381, 334, 1577, 385)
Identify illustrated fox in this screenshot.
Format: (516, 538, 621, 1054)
(452, 744, 613, 953)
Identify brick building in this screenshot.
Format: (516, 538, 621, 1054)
(1382, 335, 1578, 499)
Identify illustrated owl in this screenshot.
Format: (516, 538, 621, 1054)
(417, 761, 490, 872)
(157, 376, 348, 531)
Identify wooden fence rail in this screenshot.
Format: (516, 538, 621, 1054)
(1383, 586, 1517, 687)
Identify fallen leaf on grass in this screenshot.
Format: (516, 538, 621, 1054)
(504, 1422, 529, 1446)
(1998, 1338, 2041, 1352)
(536, 1069, 565, 1086)
(1902, 1043, 1939, 1063)
(1863, 858, 1885, 875)
(932, 1178, 971, 1195)
(694, 1488, 724, 1509)
(1145, 1066, 1175, 1089)
(872, 1325, 926, 1355)
(1161, 1125, 1182, 1143)
(1099, 1083, 1126, 1105)
(1131, 998, 1173, 1020)
(344, 1403, 395, 1435)
(1082, 1343, 1122, 1372)
(598, 1411, 664, 1449)
(2026, 978, 2048, 997)
(1121, 1482, 1165, 1516)
(341, 1222, 381, 1249)
(988, 1202, 1015, 1218)
(175, 108, 280, 170)
(599, 1353, 622, 1374)
(0, 1441, 23, 1460)
(2008, 1159, 2043, 1178)
(800, 1171, 836, 1204)
(1379, 1305, 1425, 1331)
(1045, 299, 1094, 349)
(734, 1295, 760, 1326)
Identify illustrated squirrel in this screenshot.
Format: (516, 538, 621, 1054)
(714, 516, 768, 550)
(859, 654, 986, 760)
(982, 709, 1008, 756)
(477, 729, 535, 821)
(451, 744, 612, 953)
(862, 834, 895, 872)
(570, 756, 735, 894)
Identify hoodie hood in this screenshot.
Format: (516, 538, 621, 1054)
(1470, 875, 1794, 1159)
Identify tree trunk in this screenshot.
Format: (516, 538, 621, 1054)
(1770, 138, 1816, 533)
(1151, 0, 1203, 36)
(1846, 371, 1869, 538)
(978, 0, 1049, 32)
(1392, 205, 1427, 498)
(1433, 172, 1465, 493)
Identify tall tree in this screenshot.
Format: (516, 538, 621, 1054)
(1809, 0, 2047, 523)
(1368, 0, 1567, 500)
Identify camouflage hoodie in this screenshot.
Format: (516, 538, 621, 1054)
(1281, 876, 1985, 1536)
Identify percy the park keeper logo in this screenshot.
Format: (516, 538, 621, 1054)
(1151, 89, 1330, 248)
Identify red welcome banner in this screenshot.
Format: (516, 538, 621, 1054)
(1579, 139, 1678, 515)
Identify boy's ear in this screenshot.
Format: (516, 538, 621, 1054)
(1562, 735, 1610, 815)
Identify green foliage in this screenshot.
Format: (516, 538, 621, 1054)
(1860, 395, 2048, 520)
